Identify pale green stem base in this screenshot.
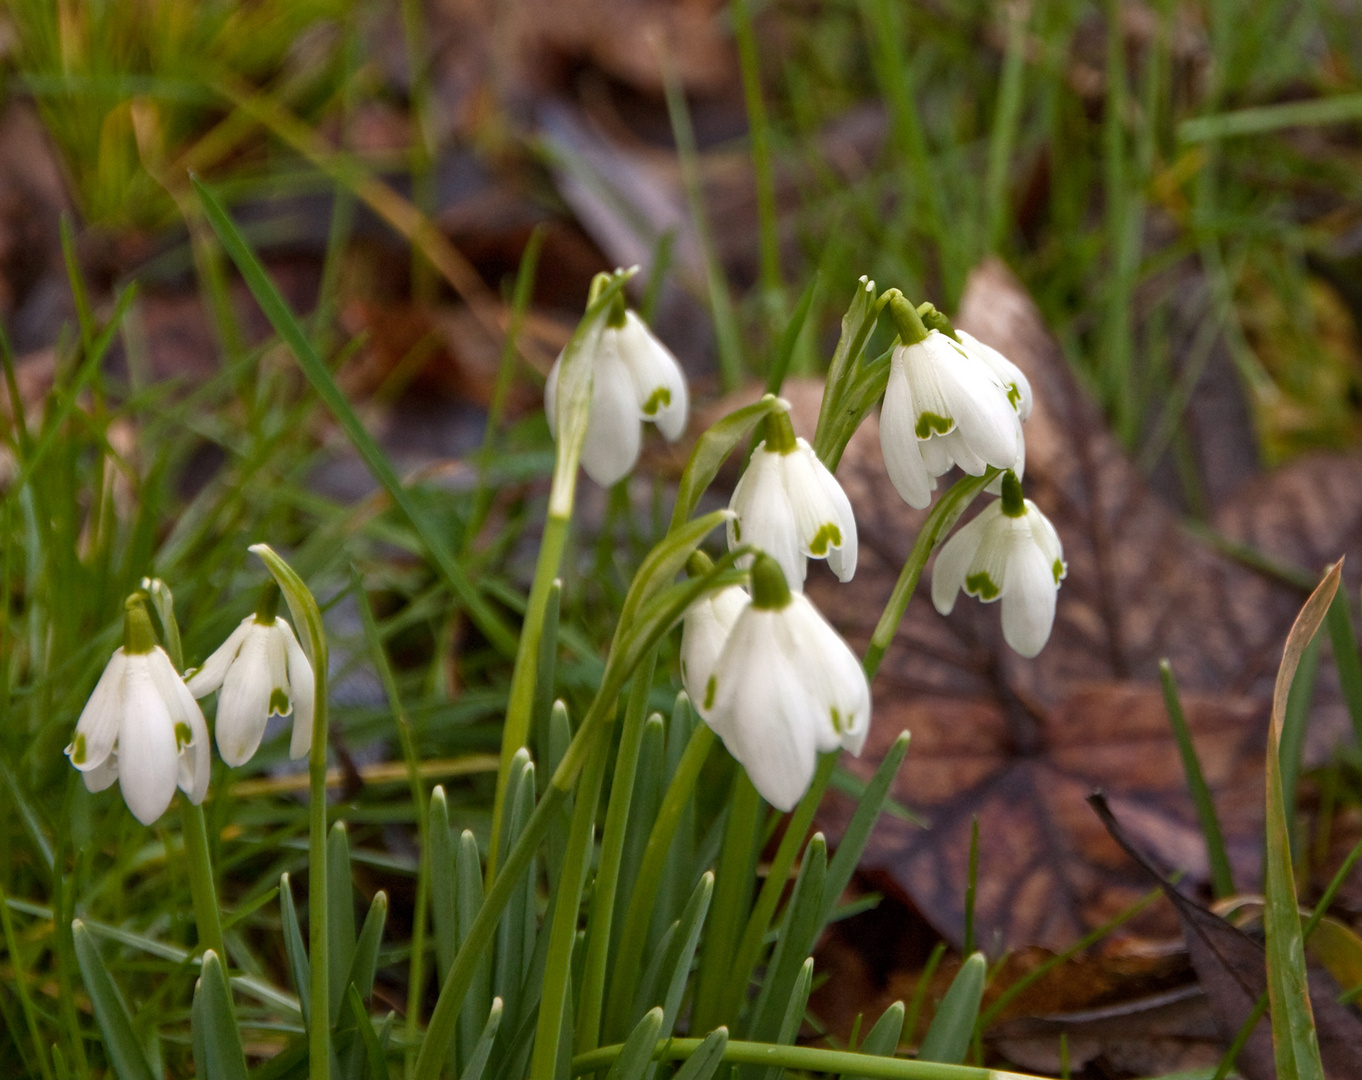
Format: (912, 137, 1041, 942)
(179, 800, 226, 962)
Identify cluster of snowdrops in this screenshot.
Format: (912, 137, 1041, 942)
(66, 271, 1065, 822)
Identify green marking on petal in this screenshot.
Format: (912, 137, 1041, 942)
(732, 518, 742, 542)
(1053, 559, 1065, 584)
(71, 734, 86, 765)
(965, 571, 999, 600)
(808, 522, 842, 556)
(642, 386, 671, 417)
(830, 707, 843, 735)
(704, 676, 717, 712)
(915, 411, 954, 439)
(1006, 382, 1021, 409)
(175, 722, 192, 749)
(269, 688, 291, 716)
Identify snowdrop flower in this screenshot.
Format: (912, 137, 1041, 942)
(679, 553, 748, 718)
(726, 405, 857, 590)
(186, 583, 315, 766)
(931, 471, 1067, 658)
(705, 553, 870, 811)
(545, 304, 688, 488)
(65, 595, 210, 825)
(879, 297, 1023, 508)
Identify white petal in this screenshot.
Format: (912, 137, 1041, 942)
(83, 752, 119, 793)
(680, 587, 748, 724)
(278, 619, 315, 761)
(931, 507, 993, 615)
(782, 596, 871, 755)
(117, 656, 181, 825)
(1025, 500, 1065, 578)
(728, 446, 806, 589)
(958, 330, 1032, 420)
(69, 650, 128, 772)
(214, 627, 273, 767)
(919, 431, 956, 477)
(544, 354, 561, 439)
(619, 312, 688, 442)
(784, 440, 858, 582)
(880, 356, 935, 509)
(579, 345, 643, 487)
(900, 334, 962, 439)
(1000, 534, 1059, 658)
(710, 609, 820, 812)
(930, 345, 1018, 471)
(146, 647, 211, 805)
(185, 617, 254, 698)
(984, 420, 1026, 494)
(264, 626, 292, 717)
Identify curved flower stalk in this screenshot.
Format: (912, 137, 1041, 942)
(879, 296, 1025, 508)
(703, 553, 870, 811)
(726, 404, 858, 590)
(931, 471, 1067, 657)
(545, 302, 688, 488)
(186, 581, 315, 766)
(65, 594, 211, 825)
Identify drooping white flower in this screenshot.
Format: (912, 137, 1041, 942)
(545, 307, 688, 488)
(186, 584, 314, 767)
(879, 319, 1023, 508)
(65, 596, 211, 826)
(931, 471, 1066, 658)
(957, 330, 1032, 422)
(704, 553, 870, 811)
(726, 406, 857, 591)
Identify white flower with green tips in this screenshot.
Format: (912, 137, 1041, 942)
(879, 299, 1024, 508)
(726, 405, 857, 591)
(679, 554, 747, 720)
(704, 553, 870, 811)
(65, 595, 211, 826)
(931, 471, 1066, 658)
(545, 305, 688, 488)
(186, 583, 315, 766)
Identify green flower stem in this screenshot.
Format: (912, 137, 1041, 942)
(487, 511, 570, 881)
(570, 1037, 1038, 1079)
(862, 470, 999, 681)
(577, 651, 659, 1053)
(179, 802, 226, 962)
(529, 704, 614, 1080)
(250, 545, 330, 1080)
(690, 769, 762, 1034)
(603, 721, 715, 1043)
(715, 752, 837, 1026)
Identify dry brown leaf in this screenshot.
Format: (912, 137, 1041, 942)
(808, 259, 1362, 952)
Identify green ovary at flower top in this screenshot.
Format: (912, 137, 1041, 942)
(187, 581, 315, 767)
(931, 470, 1067, 658)
(544, 298, 689, 488)
(726, 402, 858, 591)
(65, 594, 211, 826)
(880, 313, 1029, 509)
(687, 552, 870, 812)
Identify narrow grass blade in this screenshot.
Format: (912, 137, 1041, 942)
(765, 271, 820, 396)
(430, 787, 458, 981)
(918, 953, 986, 1065)
(457, 997, 503, 1080)
(347, 892, 388, 1004)
(71, 921, 156, 1080)
(328, 822, 358, 1025)
(822, 732, 910, 925)
(651, 872, 714, 1045)
(279, 873, 312, 1020)
(193, 951, 249, 1080)
(1280, 634, 1322, 826)
(1264, 561, 1339, 1080)
(844, 1001, 904, 1077)
(456, 829, 493, 1074)
(1180, 93, 1362, 142)
(747, 835, 827, 1043)
(605, 1008, 666, 1080)
(1160, 660, 1235, 897)
(671, 1028, 729, 1080)
(756, 956, 814, 1080)
(191, 174, 516, 657)
(1325, 589, 1362, 747)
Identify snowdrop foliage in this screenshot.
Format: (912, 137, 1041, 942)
(703, 553, 870, 811)
(545, 305, 688, 487)
(186, 583, 315, 766)
(932, 471, 1067, 657)
(880, 298, 1026, 508)
(727, 405, 858, 590)
(65, 595, 210, 825)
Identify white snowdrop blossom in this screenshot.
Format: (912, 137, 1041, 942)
(880, 313, 1024, 508)
(704, 553, 870, 811)
(186, 585, 314, 767)
(931, 472, 1067, 658)
(545, 307, 688, 487)
(65, 596, 210, 826)
(726, 406, 857, 591)
(956, 329, 1032, 492)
